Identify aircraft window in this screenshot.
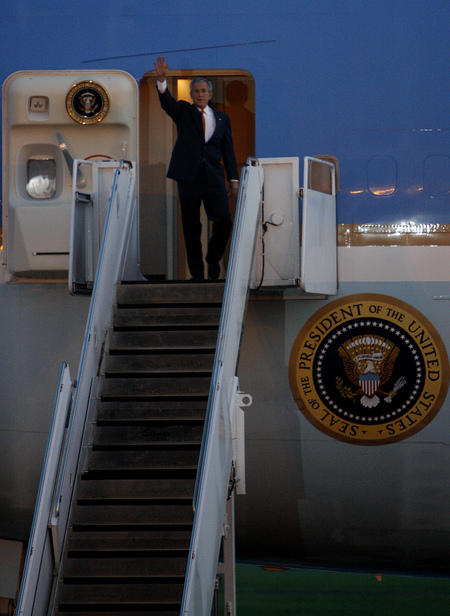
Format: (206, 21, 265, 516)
(26, 157, 57, 199)
(368, 156, 397, 196)
(307, 156, 338, 195)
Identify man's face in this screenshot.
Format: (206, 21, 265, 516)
(191, 82, 212, 109)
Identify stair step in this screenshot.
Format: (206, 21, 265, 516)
(72, 502, 194, 526)
(95, 399, 207, 422)
(87, 448, 200, 471)
(77, 477, 195, 500)
(67, 529, 192, 552)
(116, 280, 225, 305)
(100, 376, 212, 400)
(104, 351, 215, 375)
(57, 581, 184, 604)
(92, 424, 203, 446)
(108, 329, 219, 352)
(113, 305, 222, 329)
(63, 555, 188, 577)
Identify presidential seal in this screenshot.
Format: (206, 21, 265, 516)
(66, 80, 109, 124)
(289, 294, 449, 445)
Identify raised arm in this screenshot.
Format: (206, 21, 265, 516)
(153, 56, 169, 83)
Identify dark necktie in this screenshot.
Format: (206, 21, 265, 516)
(201, 109, 206, 136)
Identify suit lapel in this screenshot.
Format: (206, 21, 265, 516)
(211, 109, 224, 141)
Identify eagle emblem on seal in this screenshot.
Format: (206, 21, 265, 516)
(337, 335, 405, 408)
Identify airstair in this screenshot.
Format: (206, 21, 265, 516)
(16, 155, 336, 616)
(16, 159, 264, 616)
(56, 280, 225, 614)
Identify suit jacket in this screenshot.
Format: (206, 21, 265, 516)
(157, 87, 238, 186)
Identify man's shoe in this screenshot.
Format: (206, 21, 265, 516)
(207, 262, 220, 280)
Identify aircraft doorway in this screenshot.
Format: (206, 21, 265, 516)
(139, 70, 255, 280)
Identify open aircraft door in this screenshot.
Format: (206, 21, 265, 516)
(300, 156, 338, 294)
(250, 156, 337, 294)
(250, 157, 300, 288)
(2, 70, 137, 280)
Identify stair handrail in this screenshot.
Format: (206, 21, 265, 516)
(16, 161, 138, 616)
(16, 363, 73, 616)
(182, 161, 264, 616)
(51, 160, 138, 564)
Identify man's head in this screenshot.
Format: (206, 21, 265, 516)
(190, 77, 213, 109)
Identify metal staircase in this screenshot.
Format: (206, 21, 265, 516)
(55, 280, 225, 615)
(17, 160, 264, 616)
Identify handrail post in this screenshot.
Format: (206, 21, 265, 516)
(182, 162, 264, 616)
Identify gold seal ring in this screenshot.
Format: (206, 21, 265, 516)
(66, 80, 109, 125)
(289, 294, 449, 445)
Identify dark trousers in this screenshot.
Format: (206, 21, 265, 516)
(177, 168, 232, 279)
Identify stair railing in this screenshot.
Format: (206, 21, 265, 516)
(181, 161, 264, 616)
(16, 161, 138, 616)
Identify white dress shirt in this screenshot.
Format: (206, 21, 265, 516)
(199, 105, 215, 142)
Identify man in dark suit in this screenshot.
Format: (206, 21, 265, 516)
(154, 56, 239, 280)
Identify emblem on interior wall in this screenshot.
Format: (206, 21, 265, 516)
(66, 80, 109, 124)
(289, 294, 449, 445)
